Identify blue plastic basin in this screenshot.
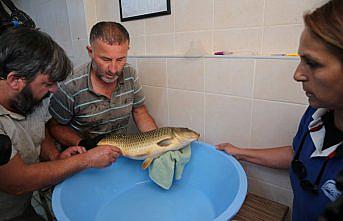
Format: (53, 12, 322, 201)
(52, 141, 247, 221)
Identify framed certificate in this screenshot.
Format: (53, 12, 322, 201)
(119, 0, 171, 22)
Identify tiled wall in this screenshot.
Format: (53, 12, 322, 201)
(128, 56, 307, 213)
(13, 0, 327, 218)
(89, 0, 326, 56)
(14, 0, 90, 67)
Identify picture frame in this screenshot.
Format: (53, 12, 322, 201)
(119, 0, 171, 22)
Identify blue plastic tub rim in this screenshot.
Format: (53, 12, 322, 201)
(52, 141, 247, 221)
(203, 142, 247, 221)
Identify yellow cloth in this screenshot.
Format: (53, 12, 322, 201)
(148, 145, 191, 190)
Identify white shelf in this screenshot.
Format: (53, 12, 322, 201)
(128, 54, 299, 60)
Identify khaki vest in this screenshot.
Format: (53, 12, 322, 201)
(0, 100, 50, 220)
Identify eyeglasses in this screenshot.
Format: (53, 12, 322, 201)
(291, 124, 336, 194)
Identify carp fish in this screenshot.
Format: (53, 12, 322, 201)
(97, 127, 200, 169)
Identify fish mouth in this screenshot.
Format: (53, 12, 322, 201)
(192, 133, 200, 141)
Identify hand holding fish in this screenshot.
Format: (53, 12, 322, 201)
(84, 145, 122, 168)
(58, 146, 87, 160)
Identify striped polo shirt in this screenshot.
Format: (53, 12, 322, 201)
(48, 62, 145, 139)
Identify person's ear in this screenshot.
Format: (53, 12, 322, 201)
(6, 72, 26, 91)
(86, 45, 93, 58)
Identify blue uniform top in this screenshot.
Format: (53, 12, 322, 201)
(290, 106, 343, 221)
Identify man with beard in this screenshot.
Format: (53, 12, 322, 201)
(0, 28, 122, 221)
(48, 22, 157, 149)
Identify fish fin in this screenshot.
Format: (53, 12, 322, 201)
(157, 138, 173, 147)
(141, 157, 154, 170)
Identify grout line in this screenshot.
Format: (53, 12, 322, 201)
(260, 0, 266, 54)
(211, 0, 215, 54)
(166, 58, 170, 125)
(203, 57, 207, 141)
(249, 60, 257, 146)
(173, 0, 176, 55)
(144, 18, 147, 55)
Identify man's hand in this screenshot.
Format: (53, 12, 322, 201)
(58, 146, 87, 160)
(84, 145, 122, 168)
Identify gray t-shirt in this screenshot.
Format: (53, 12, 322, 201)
(0, 100, 50, 220)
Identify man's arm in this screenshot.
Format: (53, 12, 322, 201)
(132, 105, 157, 132)
(216, 143, 293, 169)
(0, 145, 121, 195)
(40, 128, 87, 160)
(40, 128, 60, 161)
(47, 118, 82, 147)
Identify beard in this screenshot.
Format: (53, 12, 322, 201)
(92, 60, 121, 84)
(9, 85, 50, 116)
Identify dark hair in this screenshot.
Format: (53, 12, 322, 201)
(0, 28, 72, 82)
(304, 0, 343, 61)
(89, 21, 130, 45)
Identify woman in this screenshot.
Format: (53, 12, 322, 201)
(217, 0, 343, 220)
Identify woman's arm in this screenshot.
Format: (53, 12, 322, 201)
(216, 143, 293, 169)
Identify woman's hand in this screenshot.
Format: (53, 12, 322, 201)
(216, 143, 242, 160)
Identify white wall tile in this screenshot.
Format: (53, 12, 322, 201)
(167, 58, 204, 91)
(83, 0, 96, 35)
(251, 100, 307, 147)
(142, 86, 169, 127)
(144, 0, 175, 35)
(95, 0, 116, 21)
(205, 58, 254, 98)
(137, 58, 167, 87)
(246, 162, 291, 190)
(145, 14, 174, 35)
(254, 59, 307, 104)
(53, 0, 72, 44)
(248, 177, 293, 210)
(214, 0, 264, 29)
(168, 89, 205, 137)
(146, 34, 174, 56)
(72, 39, 89, 67)
(129, 36, 146, 56)
(264, 0, 327, 26)
(58, 40, 73, 58)
(175, 0, 213, 32)
(175, 31, 212, 56)
(66, 0, 88, 41)
(214, 28, 262, 55)
(30, 1, 54, 34)
(205, 94, 252, 146)
(126, 58, 137, 70)
(121, 20, 145, 37)
(13, 0, 32, 11)
(262, 25, 304, 54)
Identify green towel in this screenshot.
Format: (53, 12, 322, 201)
(148, 145, 191, 190)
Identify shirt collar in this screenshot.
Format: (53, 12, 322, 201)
(0, 104, 26, 121)
(309, 108, 342, 158)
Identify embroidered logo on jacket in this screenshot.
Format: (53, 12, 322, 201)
(321, 180, 341, 202)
